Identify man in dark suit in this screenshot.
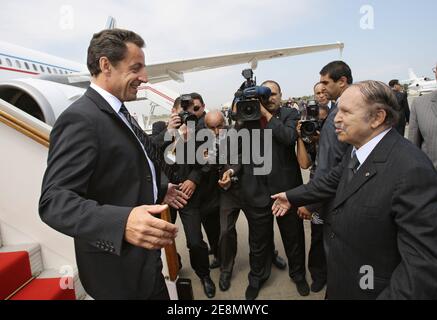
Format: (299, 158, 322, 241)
(389, 79, 410, 136)
(408, 64, 437, 169)
(39, 29, 184, 300)
(233, 80, 306, 299)
(272, 81, 437, 300)
(168, 96, 217, 299)
(297, 62, 352, 292)
(188, 93, 221, 270)
(206, 111, 287, 293)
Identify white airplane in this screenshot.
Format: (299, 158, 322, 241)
(0, 18, 344, 126)
(402, 68, 437, 96)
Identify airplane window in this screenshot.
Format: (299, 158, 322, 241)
(16, 60, 22, 69)
(6, 58, 12, 67)
(0, 58, 2, 65)
(32, 64, 37, 71)
(47, 67, 52, 74)
(40, 65, 45, 72)
(53, 68, 58, 74)
(24, 62, 30, 70)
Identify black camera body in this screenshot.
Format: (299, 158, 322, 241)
(233, 69, 271, 122)
(178, 94, 198, 128)
(301, 100, 322, 140)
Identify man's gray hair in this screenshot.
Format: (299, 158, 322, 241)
(352, 80, 400, 127)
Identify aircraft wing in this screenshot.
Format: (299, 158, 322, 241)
(147, 42, 344, 83)
(38, 42, 344, 86)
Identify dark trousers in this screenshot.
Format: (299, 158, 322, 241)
(308, 222, 327, 283)
(276, 209, 306, 282)
(149, 273, 171, 300)
(201, 206, 221, 258)
(219, 206, 241, 274)
(243, 205, 274, 289)
(179, 206, 210, 279)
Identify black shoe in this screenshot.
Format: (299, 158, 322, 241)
(201, 276, 216, 299)
(209, 257, 220, 269)
(219, 273, 231, 292)
(245, 285, 260, 300)
(295, 279, 310, 297)
(272, 251, 287, 270)
(311, 280, 326, 293)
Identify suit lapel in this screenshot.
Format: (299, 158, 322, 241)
(334, 160, 377, 209)
(85, 87, 149, 162)
(333, 129, 400, 209)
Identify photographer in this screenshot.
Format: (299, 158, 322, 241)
(295, 98, 329, 294)
(167, 95, 217, 299)
(231, 74, 307, 299)
(295, 62, 352, 293)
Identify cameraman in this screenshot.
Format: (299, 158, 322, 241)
(234, 80, 307, 299)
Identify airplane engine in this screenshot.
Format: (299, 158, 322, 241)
(0, 78, 85, 126)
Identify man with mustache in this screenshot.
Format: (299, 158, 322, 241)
(272, 81, 437, 299)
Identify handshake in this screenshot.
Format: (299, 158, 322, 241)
(271, 193, 312, 220)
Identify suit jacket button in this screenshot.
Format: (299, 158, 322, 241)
(146, 175, 152, 182)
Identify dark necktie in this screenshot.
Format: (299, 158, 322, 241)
(119, 104, 177, 181)
(346, 152, 360, 183)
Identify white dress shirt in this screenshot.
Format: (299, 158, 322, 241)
(90, 83, 158, 203)
(352, 128, 392, 170)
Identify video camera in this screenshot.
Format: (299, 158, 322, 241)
(232, 69, 271, 122)
(300, 100, 323, 141)
(178, 94, 198, 128)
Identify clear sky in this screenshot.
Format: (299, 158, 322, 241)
(1, 0, 436, 109)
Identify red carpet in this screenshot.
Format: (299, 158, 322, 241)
(0, 251, 32, 299)
(10, 278, 76, 300)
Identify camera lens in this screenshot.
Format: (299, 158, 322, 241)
(302, 121, 317, 137)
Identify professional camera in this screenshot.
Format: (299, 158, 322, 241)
(178, 94, 198, 128)
(232, 69, 271, 122)
(300, 100, 322, 139)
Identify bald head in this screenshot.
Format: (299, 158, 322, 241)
(205, 111, 225, 136)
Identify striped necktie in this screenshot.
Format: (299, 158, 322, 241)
(119, 104, 177, 181)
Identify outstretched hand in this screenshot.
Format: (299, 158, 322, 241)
(271, 193, 292, 217)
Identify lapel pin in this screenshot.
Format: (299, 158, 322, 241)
(365, 172, 370, 177)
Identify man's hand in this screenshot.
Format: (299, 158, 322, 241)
(297, 206, 312, 220)
(167, 113, 182, 136)
(163, 183, 189, 209)
(297, 121, 303, 138)
(218, 169, 233, 190)
(180, 180, 197, 198)
(260, 105, 273, 122)
(124, 205, 178, 250)
(271, 193, 292, 217)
